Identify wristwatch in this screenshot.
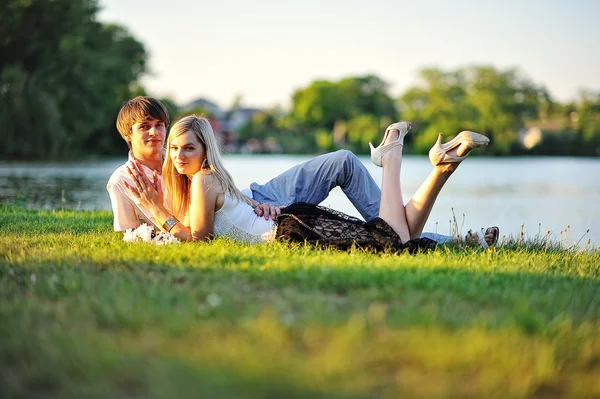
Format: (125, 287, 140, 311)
(162, 216, 178, 232)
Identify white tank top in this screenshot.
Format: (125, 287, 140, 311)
(213, 193, 276, 243)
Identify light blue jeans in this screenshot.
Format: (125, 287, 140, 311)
(250, 150, 453, 244)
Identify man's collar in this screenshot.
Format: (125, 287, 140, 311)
(128, 151, 156, 176)
(128, 151, 164, 174)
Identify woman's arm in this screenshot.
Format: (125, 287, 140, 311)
(189, 172, 221, 241)
(124, 161, 192, 241)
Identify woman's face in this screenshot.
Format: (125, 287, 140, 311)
(169, 130, 206, 178)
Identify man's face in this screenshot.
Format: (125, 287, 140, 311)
(129, 119, 167, 159)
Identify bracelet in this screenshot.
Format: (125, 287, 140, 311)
(162, 216, 178, 232)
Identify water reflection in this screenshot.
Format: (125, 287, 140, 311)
(1, 156, 599, 246)
(0, 159, 119, 211)
(2, 175, 105, 210)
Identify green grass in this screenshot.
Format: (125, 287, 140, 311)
(1, 205, 599, 398)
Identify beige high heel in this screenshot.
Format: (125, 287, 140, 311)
(428, 131, 489, 166)
(369, 121, 412, 167)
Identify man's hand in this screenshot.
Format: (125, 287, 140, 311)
(253, 202, 281, 220)
(124, 161, 164, 209)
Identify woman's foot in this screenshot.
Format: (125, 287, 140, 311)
(429, 131, 489, 168)
(369, 121, 411, 167)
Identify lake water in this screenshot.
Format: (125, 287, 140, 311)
(1, 155, 599, 247)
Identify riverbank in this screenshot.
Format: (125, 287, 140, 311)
(1, 206, 599, 398)
(3, 155, 599, 248)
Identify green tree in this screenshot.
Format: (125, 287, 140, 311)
(0, 0, 148, 159)
(291, 75, 397, 128)
(291, 80, 349, 129)
(159, 97, 180, 125)
(290, 75, 397, 151)
(338, 75, 397, 119)
(345, 114, 382, 153)
(573, 90, 600, 156)
(0, 0, 97, 75)
(399, 66, 547, 155)
(239, 110, 278, 141)
(400, 68, 476, 153)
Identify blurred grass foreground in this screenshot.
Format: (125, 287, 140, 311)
(1, 205, 600, 398)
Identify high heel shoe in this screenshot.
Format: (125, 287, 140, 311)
(369, 121, 412, 167)
(428, 131, 489, 166)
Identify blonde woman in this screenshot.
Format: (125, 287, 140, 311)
(126, 115, 490, 252)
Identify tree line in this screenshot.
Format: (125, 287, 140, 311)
(242, 71, 600, 156)
(2, 0, 599, 159)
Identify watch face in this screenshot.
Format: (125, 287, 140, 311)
(164, 217, 177, 231)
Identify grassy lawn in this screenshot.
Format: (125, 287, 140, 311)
(1, 205, 599, 398)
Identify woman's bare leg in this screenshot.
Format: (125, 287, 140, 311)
(378, 129, 411, 243)
(404, 144, 472, 239)
(377, 129, 482, 242)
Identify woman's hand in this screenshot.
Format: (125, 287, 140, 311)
(253, 202, 282, 220)
(124, 161, 163, 210)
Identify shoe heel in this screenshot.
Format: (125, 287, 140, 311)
(369, 142, 382, 167)
(428, 133, 444, 166)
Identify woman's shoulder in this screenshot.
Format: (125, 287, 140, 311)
(191, 171, 223, 193)
(191, 170, 216, 183)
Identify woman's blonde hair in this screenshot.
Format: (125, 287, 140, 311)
(163, 115, 251, 220)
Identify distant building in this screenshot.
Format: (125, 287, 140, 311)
(179, 97, 266, 151)
(208, 119, 222, 136)
(223, 107, 262, 132)
(519, 120, 564, 149)
(521, 127, 543, 149)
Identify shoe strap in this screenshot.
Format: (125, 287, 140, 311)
(378, 140, 404, 158)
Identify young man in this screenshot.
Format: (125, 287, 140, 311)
(107, 96, 493, 245)
(107, 96, 170, 232)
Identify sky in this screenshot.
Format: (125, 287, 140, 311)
(98, 0, 600, 110)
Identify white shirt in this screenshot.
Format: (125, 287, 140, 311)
(106, 152, 166, 231)
(213, 193, 276, 243)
